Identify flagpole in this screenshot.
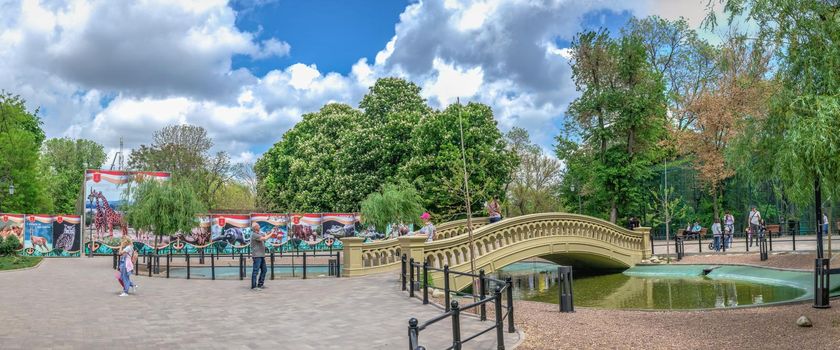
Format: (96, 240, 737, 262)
(457, 98, 478, 288)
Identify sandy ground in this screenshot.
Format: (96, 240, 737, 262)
(516, 252, 840, 349)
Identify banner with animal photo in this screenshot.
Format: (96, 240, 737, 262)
(0, 214, 25, 251)
(288, 213, 322, 244)
(24, 214, 53, 255)
(210, 214, 251, 248)
(84, 169, 170, 245)
(250, 213, 289, 245)
(52, 215, 81, 255)
(321, 213, 358, 238)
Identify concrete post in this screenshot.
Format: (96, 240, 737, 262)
(340, 237, 366, 277)
(635, 226, 652, 259)
(398, 236, 428, 264)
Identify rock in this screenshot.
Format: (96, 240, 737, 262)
(432, 288, 445, 298)
(796, 316, 812, 327)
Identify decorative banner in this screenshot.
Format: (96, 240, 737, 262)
(250, 213, 289, 245)
(84, 169, 170, 244)
(24, 214, 53, 253)
(289, 213, 322, 243)
(0, 214, 24, 248)
(321, 213, 358, 238)
(52, 215, 81, 253)
(172, 215, 212, 247)
(211, 214, 250, 247)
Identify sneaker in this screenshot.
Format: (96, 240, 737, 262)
(132, 284, 138, 292)
(258, 285, 267, 289)
(119, 292, 129, 297)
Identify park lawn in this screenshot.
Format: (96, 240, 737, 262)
(0, 256, 42, 271)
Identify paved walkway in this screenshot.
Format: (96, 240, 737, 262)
(651, 234, 840, 256)
(0, 258, 519, 349)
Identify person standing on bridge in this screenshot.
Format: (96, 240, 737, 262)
(250, 222, 274, 290)
(414, 212, 437, 243)
(486, 197, 502, 223)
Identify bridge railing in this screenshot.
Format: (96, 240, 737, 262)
(403, 254, 514, 350)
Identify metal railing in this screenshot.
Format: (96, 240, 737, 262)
(401, 255, 514, 350)
(115, 247, 341, 280)
(651, 229, 834, 257)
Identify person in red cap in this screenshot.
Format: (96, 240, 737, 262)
(414, 212, 436, 243)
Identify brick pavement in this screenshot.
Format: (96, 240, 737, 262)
(0, 258, 519, 349)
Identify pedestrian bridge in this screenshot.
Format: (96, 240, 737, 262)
(341, 213, 651, 290)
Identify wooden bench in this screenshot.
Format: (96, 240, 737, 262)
(765, 224, 781, 237)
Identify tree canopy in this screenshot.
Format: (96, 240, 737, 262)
(40, 137, 107, 214)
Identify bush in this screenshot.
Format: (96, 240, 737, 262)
(0, 235, 21, 256)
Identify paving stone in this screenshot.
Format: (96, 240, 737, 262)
(0, 258, 519, 349)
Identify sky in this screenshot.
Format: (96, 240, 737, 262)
(0, 0, 719, 165)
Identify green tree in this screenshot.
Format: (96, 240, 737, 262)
(128, 124, 235, 209)
(561, 30, 668, 223)
(0, 92, 49, 212)
(360, 182, 425, 234)
(505, 127, 563, 216)
(401, 102, 518, 220)
(124, 179, 205, 249)
(40, 138, 107, 214)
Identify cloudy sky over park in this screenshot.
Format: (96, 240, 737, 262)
(0, 0, 720, 164)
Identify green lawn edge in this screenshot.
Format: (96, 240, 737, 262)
(0, 256, 43, 271)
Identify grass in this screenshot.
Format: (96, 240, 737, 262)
(0, 255, 43, 271)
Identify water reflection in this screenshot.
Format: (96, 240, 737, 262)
(497, 262, 805, 310)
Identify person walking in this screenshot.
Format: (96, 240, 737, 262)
(117, 235, 137, 297)
(250, 222, 274, 290)
(712, 218, 722, 252)
(486, 197, 502, 223)
(748, 206, 761, 248)
(724, 211, 735, 248)
(823, 211, 830, 236)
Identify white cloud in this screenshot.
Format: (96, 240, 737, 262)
(1, 0, 730, 164)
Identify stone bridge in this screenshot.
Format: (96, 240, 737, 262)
(342, 213, 651, 290)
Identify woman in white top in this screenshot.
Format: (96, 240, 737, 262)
(117, 235, 137, 297)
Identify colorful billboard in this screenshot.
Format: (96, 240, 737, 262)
(24, 214, 53, 253)
(250, 213, 289, 245)
(321, 213, 358, 238)
(52, 215, 81, 253)
(211, 214, 251, 247)
(84, 169, 170, 244)
(289, 213, 322, 243)
(0, 214, 24, 248)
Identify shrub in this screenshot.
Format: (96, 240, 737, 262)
(0, 235, 21, 256)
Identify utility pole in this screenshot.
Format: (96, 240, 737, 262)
(457, 98, 478, 288)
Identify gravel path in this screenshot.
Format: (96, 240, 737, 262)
(516, 253, 840, 349)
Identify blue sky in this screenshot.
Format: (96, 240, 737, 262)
(0, 0, 713, 163)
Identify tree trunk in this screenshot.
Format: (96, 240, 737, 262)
(610, 199, 617, 223)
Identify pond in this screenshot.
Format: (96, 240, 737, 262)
(496, 261, 809, 310)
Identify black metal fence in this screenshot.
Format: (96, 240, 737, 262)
(651, 230, 833, 257)
(113, 248, 341, 280)
(402, 255, 515, 350)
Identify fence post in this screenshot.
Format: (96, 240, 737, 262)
(303, 252, 307, 280)
(336, 251, 341, 278)
(166, 252, 170, 278)
(745, 232, 749, 252)
(239, 253, 244, 280)
(792, 233, 796, 251)
(211, 250, 215, 280)
(495, 286, 506, 350)
(559, 266, 574, 312)
(814, 258, 830, 308)
(506, 277, 515, 333)
(479, 269, 487, 321)
(444, 265, 451, 312)
(270, 250, 275, 280)
(698, 233, 702, 253)
(769, 230, 773, 251)
(408, 318, 420, 350)
(423, 260, 429, 305)
(186, 252, 191, 279)
(401, 254, 407, 291)
(147, 253, 152, 277)
(451, 300, 462, 350)
(409, 258, 415, 297)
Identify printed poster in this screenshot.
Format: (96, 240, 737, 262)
(24, 214, 53, 253)
(52, 215, 81, 253)
(250, 213, 288, 245)
(0, 214, 24, 249)
(84, 169, 170, 243)
(289, 213, 322, 243)
(211, 214, 250, 247)
(321, 213, 357, 238)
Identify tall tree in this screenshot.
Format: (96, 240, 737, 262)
(562, 30, 668, 223)
(0, 92, 49, 212)
(128, 124, 234, 209)
(400, 102, 518, 220)
(505, 127, 563, 216)
(678, 35, 774, 218)
(40, 138, 107, 213)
